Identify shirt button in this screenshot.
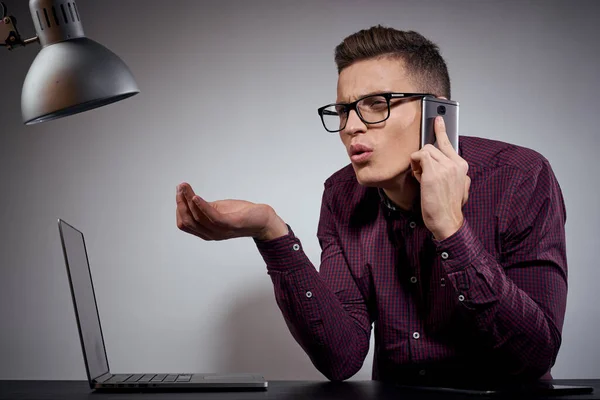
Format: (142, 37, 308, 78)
(410, 276, 418, 284)
(458, 294, 465, 302)
(419, 369, 426, 376)
(305, 291, 313, 298)
(412, 332, 420, 340)
(292, 244, 300, 251)
(409, 221, 417, 229)
(441, 252, 449, 260)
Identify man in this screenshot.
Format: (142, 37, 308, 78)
(176, 26, 567, 385)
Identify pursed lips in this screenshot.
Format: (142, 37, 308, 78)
(349, 143, 374, 163)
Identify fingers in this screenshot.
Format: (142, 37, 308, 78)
(410, 158, 422, 179)
(410, 150, 435, 181)
(176, 184, 195, 229)
(433, 116, 461, 162)
(411, 142, 470, 189)
(178, 183, 204, 222)
(177, 182, 211, 225)
(176, 202, 200, 235)
(463, 176, 471, 206)
(433, 116, 468, 175)
(176, 206, 189, 233)
(419, 138, 469, 178)
(176, 206, 209, 239)
(412, 144, 447, 179)
(421, 143, 446, 162)
(191, 195, 227, 228)
(176, 183, 222, 240)
(178, 182, 196, 196)
(433, 116, 451, 153)
(181, 185, 206, 223)
(176, 191, 203, 234)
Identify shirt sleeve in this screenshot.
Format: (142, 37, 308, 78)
(254, 185, 372, 381)
(434, 158, 567, 380)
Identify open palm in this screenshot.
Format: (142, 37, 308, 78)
(176, 183, 282, 241)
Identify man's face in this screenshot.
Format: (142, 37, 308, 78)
(337, 57, 422, 188)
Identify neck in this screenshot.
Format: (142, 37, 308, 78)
(381, 171, 420, 211)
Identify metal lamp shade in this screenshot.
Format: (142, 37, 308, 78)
(21, 37, 139, 125)
(19, 0, 140, 125)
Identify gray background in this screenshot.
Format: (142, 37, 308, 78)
(1, 0, 598, 381)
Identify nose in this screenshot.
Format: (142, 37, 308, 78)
(341, 109, 367, 136)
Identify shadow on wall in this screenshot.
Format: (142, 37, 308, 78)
(216, 287, 327, 381)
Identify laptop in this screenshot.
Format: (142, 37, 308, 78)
(57, 218, 268, 391)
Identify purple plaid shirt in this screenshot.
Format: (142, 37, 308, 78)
(255, 136, 567, 384)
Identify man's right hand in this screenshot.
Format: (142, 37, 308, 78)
(176, 182, 288, 241)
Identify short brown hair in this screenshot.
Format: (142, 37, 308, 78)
(334, 25, 451, 99)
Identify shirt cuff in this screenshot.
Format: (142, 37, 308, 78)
(433, 219, 485, 273)
(254, 225, 309, 271)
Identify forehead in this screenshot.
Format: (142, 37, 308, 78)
(336, 57, 414, 103)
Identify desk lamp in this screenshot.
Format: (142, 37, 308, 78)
(0, 0, 139, 125)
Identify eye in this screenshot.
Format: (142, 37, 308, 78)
(361, 96, 388, 110)
(334, 104, 348, 115)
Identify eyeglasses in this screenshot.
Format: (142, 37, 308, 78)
(317, 92, 431, 133)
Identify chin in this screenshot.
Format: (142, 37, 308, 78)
(354, 165, 394, 186)
(353, 164, 399, 187)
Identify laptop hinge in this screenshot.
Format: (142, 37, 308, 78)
(95, 372, 112, 383)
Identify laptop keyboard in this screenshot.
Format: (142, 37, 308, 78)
(106, 374, 192, 383)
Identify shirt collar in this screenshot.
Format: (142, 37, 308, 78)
(377, 187, 422, 221)
(378, 187, 398, 211)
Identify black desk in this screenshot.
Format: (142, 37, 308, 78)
(1, 380, 599, 400)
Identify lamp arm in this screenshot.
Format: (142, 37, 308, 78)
(1, 2, 39, 50)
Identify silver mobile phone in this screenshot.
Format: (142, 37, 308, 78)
(420, 96, 459, 152)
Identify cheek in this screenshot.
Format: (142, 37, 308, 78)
(384, 106, 420, 153)
(339, 132, 351, 149)
(397, 102, 420, 131)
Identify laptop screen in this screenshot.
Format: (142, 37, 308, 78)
(59, 220, 109, 381)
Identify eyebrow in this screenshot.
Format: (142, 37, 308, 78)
(336, 90, 392, 104)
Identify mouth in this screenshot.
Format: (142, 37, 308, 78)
(349, 144, 374, 164)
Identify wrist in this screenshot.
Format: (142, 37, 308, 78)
(432, 216, 464, 241)
(255, 213, 288, 241)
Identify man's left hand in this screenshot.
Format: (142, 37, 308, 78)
(410, 116, 471, 241)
